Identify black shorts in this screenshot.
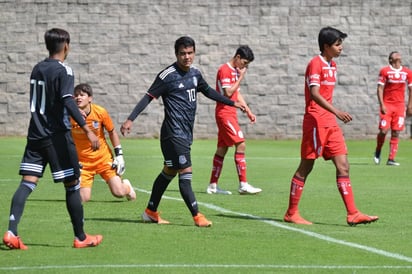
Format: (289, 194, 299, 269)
(19, 131, 81, 183)
(160, 138, 192, 170)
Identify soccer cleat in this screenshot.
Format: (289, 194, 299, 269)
(3, 231, 28, 250)
(206, 183, 232, 195)
(238, 182, 262, 195)
(142, 208, 170, 224)
(193, 213, 212, 227)
(373, 151, 381, 165)
(386, 159, 400, 166)
(347, 212, 379, 226)
(284, 212, 313, 225)
(73, 233, 103, 248)
(123, 179, 136, 201)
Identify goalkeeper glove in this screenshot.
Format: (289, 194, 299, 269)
(112, 145, 125, 176)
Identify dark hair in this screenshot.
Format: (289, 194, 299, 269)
(318, 27, 347, 52)
(44, 28, 70, 55)
(74, 83, 93, 97)
(174, 36, 195, 54)
(234, 45, 254, 62)
(388, 51, 399, 63)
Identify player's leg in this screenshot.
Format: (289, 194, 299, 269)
(207, 146, 231, 194)
(235, 141, 262, 195)
(51, 132, 102, 247)
(3, 142, 45, 250)
(375, 111, 391, 164)
(106, 175, 136, 201)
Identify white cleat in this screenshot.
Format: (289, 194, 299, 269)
(123, 179, 136, 201)
(238, 182, 262, 195)
(206, 183, 232, 195)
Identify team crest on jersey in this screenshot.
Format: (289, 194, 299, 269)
(92, 121, 99, 129)
(193, 76, 198, 87)
(179, 155, 187, 165)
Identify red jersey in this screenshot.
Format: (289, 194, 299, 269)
(215, 63, 239, 118)
(378, 65, 412, 105)
(303, 55, 338, 128)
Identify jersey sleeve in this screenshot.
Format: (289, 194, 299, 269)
(377, 67, 387, 86)
(147, 74, 168, 98)
(217, 65, 233, 89)
(306, 59, 322, 87)
(101, 107, 115, 132)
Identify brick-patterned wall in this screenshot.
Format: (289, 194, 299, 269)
(1, 0, 412, 139)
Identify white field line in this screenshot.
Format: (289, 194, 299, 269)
(1, 187, 412, 271)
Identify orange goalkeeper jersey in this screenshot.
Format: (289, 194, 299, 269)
(71, 103, 114, 162)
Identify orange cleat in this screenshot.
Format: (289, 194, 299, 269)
(142, 208, 170, 224)
(193, 213, 212, 227)
(3, 231, 28, 250)
(73, 233, 103, 248)
(284, 212, 313, 225)
(347, 212, 379, 226)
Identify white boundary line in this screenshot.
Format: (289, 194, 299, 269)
(1, 187, 412, 271)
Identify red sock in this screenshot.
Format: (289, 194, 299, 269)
(375, 133, 385, 153)
(336, 176, 357, 215)
(235, 152, 247, 183)
(286, 175, 305, 215)
(209, 154, 224, 184)
(389, 137, 399, 160)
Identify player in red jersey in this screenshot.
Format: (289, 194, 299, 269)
(283, 27, 379, 226)
(206, 46, 261, 195)
(373, 51, 412, 166)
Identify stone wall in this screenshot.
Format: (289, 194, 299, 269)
(1, 0, 412, 139)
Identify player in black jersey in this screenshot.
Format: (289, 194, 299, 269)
(121, 36, 245, 227)
(3, 28, 103, 249)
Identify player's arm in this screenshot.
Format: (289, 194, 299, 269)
(221, 67, 247, 97)
(406, 85, 412, 116)
(237, 92, 256, 123)
(120, 93, 154, 136)
(310, 85, 352, 124)
(63, 96, 100, 150)
(199, 78, 246, 111)
(108, 128, 125, 175)
(377, 84, 386, 114)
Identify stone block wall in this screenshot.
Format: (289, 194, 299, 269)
(1, 0, 412, 139)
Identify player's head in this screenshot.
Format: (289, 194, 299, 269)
(174, 36, 195, 71)
(74, 83, 93, 109)
(234, 45, 254, 69)
(44, 28, 70, 59)
(388, 51, 401, 67)
(318, 27, 347, 53)
(174, 36, 195, 55)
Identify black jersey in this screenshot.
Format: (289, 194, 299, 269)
(147, 63, 213, 143)
(27, 58, 75, 141)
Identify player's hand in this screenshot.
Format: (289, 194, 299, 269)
(380, 105, 387, 115)
(112, 155, 125, 176)
(87, 131, 100, 151)
(234, 101, 246, 112)
(120, 120, 133, 136)
(247, 111, 257, 124)
(336, 110, 352, 124)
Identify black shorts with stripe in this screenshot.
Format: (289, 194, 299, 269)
(19, 131, 81, 183)
(160, 137, 192, 170)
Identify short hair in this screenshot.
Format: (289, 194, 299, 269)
(318, 27, 347, 52)
(234, 45, 254, 62)
(388, 51, 399, 63)
(44, 28, 70, 55)
(174, 36, 195, 54)
(74, 83, 93, 97)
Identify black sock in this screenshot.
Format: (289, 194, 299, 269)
(8, 180, 37, 235)
(147, 171, 174, 212)
(178, 172, 198, 217)
(65, 183, 85, 241)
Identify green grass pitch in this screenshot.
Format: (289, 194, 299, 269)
(1, 137, 412, 273)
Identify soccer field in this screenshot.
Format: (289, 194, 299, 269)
(1, 137, 412, 273)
